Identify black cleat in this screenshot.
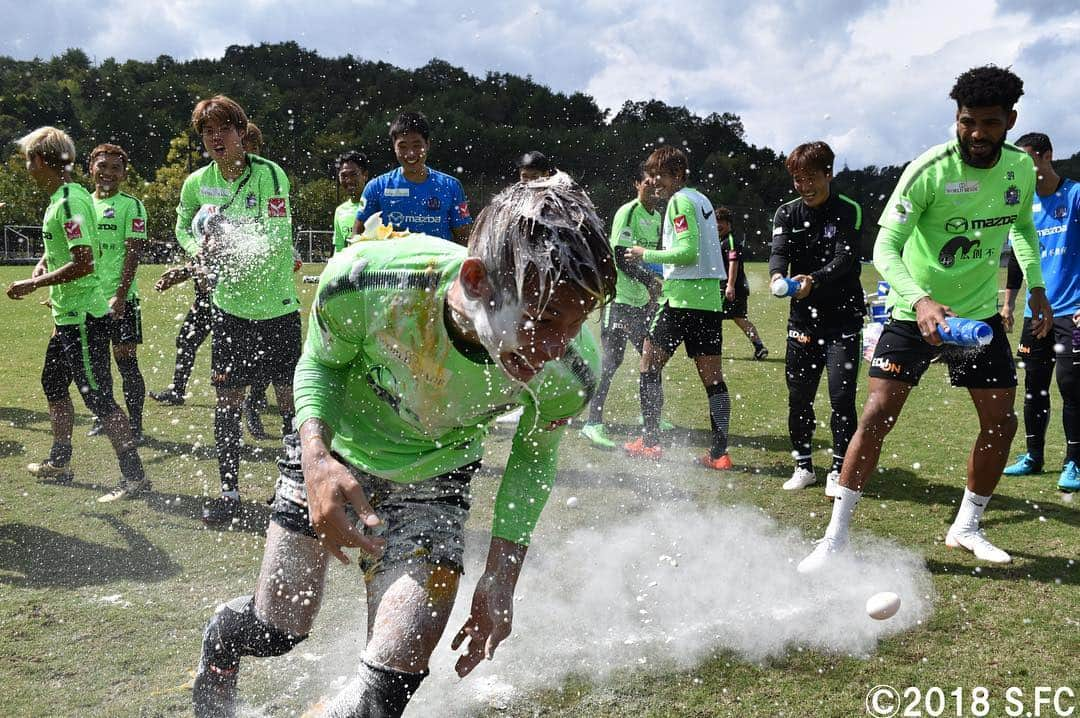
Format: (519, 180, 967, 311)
(753, 345, 769, 361)
(244, 400, 270, 440)
(150, 388, 185, 406)
(192, 664, 239, 718)
(202, 496, 240, 526)
(87, 418, 104, 437)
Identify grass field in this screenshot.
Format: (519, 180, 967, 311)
(0, 263, 1076, 717)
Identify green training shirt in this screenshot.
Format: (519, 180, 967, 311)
(93, 191, 147, 300)
(175, 154, 300, 320)
(642, 188, 725, 311)
(875, 139, 1044, 321)
(294, 235, 600, 545)
(611, 199, 661, 307)
(42, 183, 109, 325)
(333, 198, 365, 254)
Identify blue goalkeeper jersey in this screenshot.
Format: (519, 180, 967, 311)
(356, 166, 471, 241)
(1014, 178, 1080, 317)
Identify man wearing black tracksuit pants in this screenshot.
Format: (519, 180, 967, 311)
(770, 141, 865, 496)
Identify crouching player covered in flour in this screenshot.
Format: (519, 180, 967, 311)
(193, 173, 615, 717)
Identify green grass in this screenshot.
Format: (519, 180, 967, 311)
(0, 263, 1076, 717)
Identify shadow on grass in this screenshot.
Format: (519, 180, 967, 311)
(142, 491, 274, 537)
(0, 513, 180, 588)
(0, 405, 56, 436)
(925, 553, 1078, 586)
(0, 440, 25, 458)
(139, 436, 282, 466)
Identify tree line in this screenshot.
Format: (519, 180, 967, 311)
(2, 43, 1077, 261)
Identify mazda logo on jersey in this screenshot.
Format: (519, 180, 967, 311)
(388, 211, 405, 226)
(944, 217, 968, 233)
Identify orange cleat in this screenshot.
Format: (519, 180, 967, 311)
(624, 436, 663, 460)
(698, 453, 733, 470)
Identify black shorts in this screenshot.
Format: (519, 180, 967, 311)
(211, 309, 302, 389)
(648, 303, 724, 358)
(271, 445, 477, 576)
(601, 301, 651, 350)
(719, 292, 748, 320)
(867, 315, 1016, 388)
(108, 297, 143, 346)
(1017, 316, 1079, 364)
(41, 315, 121, 417)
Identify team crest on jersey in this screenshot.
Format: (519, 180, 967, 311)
(267, 197, 287, 217)
(673, 214, 689, 233)
(425, 196, 441, 211)
(246, 192, 257, 208)
(1004, 185, 1020, 206)
(131, 218, 145, 233)
(824, 224, 837, 239)
(102, 207, 116, 219)
(63, 220, 82, 240)
(1054, 205, 1068, 220)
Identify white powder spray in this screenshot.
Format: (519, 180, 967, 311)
(258, 495, 932, 716)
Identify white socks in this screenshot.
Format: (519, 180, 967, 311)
(824, 485, 862, 542)
(952, 488, 992, 534)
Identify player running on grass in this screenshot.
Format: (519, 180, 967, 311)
(192, 173, 614, 717)
(84, 143, 148, 443)
(174, 96, 302, 525)
(717, 206, 769, 361)
(1000, 132, 1080, 491)
(580, 162, 663, 448)
(799, 66, 1052, 572)
(7, 126, 149, 502)
(623, 146, 733, 469)
(770, 142, 865, 494)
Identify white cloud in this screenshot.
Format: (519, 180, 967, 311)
(1, 0, 1077, 167)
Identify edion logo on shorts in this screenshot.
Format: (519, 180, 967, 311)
(131, 218, 145, 233)
(63, 220, 82, 240)
(267, 198, 287, 217)
(871, 357, 902, 374)
(673, 214, 689, 233)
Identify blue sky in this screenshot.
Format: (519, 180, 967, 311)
(2, 0, 1077, 168)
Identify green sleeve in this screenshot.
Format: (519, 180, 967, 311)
(262, 167, 293, 251)
(175, 176, 200, 255)
(873, 171, 929, 309)
(1007, 185, 1045, 291)
(333, 219, 348, 253)
(643, 195, 698, 265)
(610, 204, 634, 248)
(293, 267, 367, 428)
(491, 400, 565, 545)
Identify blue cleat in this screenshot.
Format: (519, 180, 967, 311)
(1058, 461, 1079, 492)
(1003, 453, 1041, 476)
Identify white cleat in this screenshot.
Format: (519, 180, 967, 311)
(945, 527, 1012, 564)
(825, 470, 841, 498)
(783, 467, 817, 490)
(797, 535, 847, 574)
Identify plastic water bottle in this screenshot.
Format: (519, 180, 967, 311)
(877, 281, 890, 297)
(771, 277, 801, 297)
(938, 317, 993, 348)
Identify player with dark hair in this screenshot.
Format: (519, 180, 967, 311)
(580, 161, 663, 448)
(717, 206, 768, 360)
(770, 141, 865, 494)
(623, 146, 733, 469)
(7, 126, 149, 502)
(175, 95, 302, 524)
(353, 111, 472, 245)
(332, 150, 369, 253)
(800, 66, 1052, 572)
(1000, 132, 1080, 491)
(192, 173, 615, 718)
(84, 143, 148, 442)
(516, 151, 554, 182)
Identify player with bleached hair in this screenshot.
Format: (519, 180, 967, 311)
(193, 172, 615, 717)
